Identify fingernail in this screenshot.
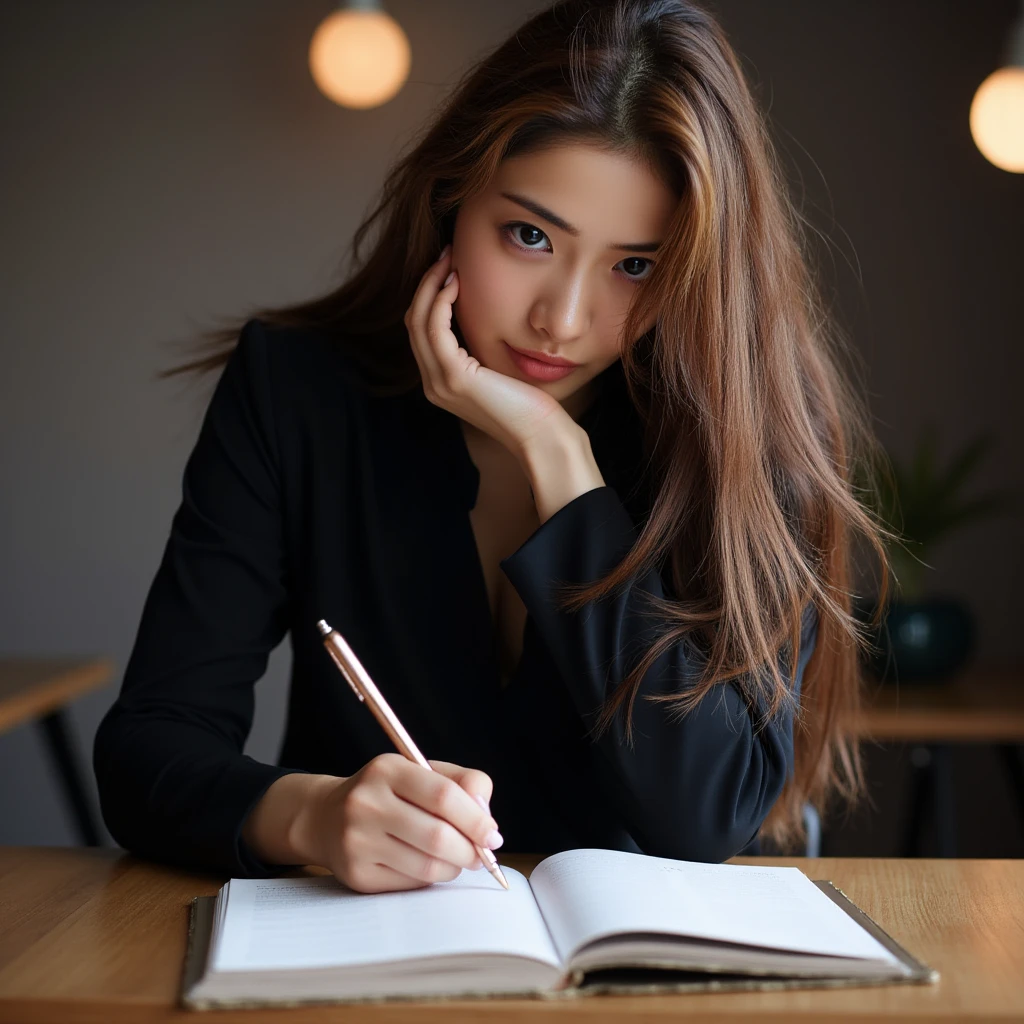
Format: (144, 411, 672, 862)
(438, 243, 451, 261)
(484, 829, 504, 850)
(473, 794, 490, 814)
(443, 270, 455, 286)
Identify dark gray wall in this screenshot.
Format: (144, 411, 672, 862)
(2, 1, 1021, 855)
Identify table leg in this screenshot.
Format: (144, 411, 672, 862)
(900, 743, 958, 857)
(931, 744, 957, 857)
(901, 745, 933, 856)
(37, 709, 102, 846)
(997, 744, 1024, 823)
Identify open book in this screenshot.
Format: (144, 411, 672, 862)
(181, 848, 936, 1007)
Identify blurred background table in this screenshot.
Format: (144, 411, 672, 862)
(846, 665, 1024, 856)
(2, 656, 1019, 857)
(0, 658, 114, 846)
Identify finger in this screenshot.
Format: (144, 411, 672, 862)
(422, 760, 496, 833)
(407, 245, 451, 325)
(410, 274, 463, 396)
(378, 832, 468, 885)
(346, 860, 431, 894)
(390, 761, 500, 853)
(405, 248, 453, 372)
(382, 791, 482, 871)
(407, 243, 452, 315)
(423, 271, 466, 384)
(429, 760, 494, 813)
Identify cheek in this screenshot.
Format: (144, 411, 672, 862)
(602, 293, 648, 359)
(592, 306, 629, 363)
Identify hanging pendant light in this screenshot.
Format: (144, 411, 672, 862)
(969, 1, 1024, 172)
(309, 0, 411, 110)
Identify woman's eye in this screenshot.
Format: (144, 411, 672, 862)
(502, 221, 654, 281)
(503, 222, 551, 251)
(616, 256, 653, 281)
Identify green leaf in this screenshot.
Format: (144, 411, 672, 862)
(922, 493, 1017, 545)
(931, 432, 995, 509)
(910, 426, 938, 501)
(862, 426, 1020, 562)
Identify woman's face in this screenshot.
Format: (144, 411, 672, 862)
(450, 142, 677, 418)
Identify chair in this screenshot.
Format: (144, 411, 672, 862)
(803, 802, 822, 857)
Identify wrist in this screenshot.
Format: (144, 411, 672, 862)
(242, 772, 342, 867)
(288, 773, 344, 867)
(517, 422, 586, 485)
(519, 425, 605, 523)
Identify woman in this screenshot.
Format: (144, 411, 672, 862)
(94, 0, 893, 892)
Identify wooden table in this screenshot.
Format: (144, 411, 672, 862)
(850, 666, 1024, 742)
(0, 658, 114, 846)
(0, 847, 1021, 1023)
(845, 666, 1024, 857)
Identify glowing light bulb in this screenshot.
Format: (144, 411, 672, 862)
(970, 66, 1024, 173)
(309, 3, 411, 110)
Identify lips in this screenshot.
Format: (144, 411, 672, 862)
(505, 344, 578, 367)
(503, 342, 579, 382)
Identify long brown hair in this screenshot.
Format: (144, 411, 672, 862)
(166, 0, 895, 852)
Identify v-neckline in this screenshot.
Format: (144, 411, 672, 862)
(412, 360, 628, 697)
(452, 418, 533, 693)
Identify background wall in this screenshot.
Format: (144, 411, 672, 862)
(1, 0, 1021, 854)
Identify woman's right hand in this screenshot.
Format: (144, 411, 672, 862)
(308, 754, 504, 893)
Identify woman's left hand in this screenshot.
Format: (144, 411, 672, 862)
(404, 245, 580, 458)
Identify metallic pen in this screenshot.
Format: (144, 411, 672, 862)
(316, 619, 509, 890)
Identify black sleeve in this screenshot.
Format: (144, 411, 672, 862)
(93, 319, 308, 877)
(500, 485, 818, 863)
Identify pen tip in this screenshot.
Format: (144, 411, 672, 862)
(316, 620, 332, 636)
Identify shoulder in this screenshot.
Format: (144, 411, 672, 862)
(800, 599, 819, 640)
(793, 600, 820, 676)
(230, 317, 367, 404)
(200, 319, 384, 483)
(223, 317, 399, 444)
(220, 318, 430, 472)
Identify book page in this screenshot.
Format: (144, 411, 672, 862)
(528, 848, 901, 965)
(210, 867, 562, 972)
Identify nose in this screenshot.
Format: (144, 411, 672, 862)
(528, 264, 591, 343)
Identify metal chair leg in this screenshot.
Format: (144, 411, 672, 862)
(802, 802, 821, 857)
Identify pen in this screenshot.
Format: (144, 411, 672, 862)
(316, 619, 510, 891)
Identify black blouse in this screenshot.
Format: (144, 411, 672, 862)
(93, 318, 818, 877)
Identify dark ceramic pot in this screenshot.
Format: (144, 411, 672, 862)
(855, 596, 976, 684)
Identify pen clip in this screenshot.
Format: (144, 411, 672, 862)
(317, 619, 365, 702)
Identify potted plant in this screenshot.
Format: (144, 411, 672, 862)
(854, 426, 1016, 683)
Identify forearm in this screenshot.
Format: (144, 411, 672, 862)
(499, 486, 817, 861)
(241, 772, 344, 867)
(94, 703, 314, 875)
(519, 425, 606, 523)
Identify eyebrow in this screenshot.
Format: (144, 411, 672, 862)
(499, 191, 662, 253)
